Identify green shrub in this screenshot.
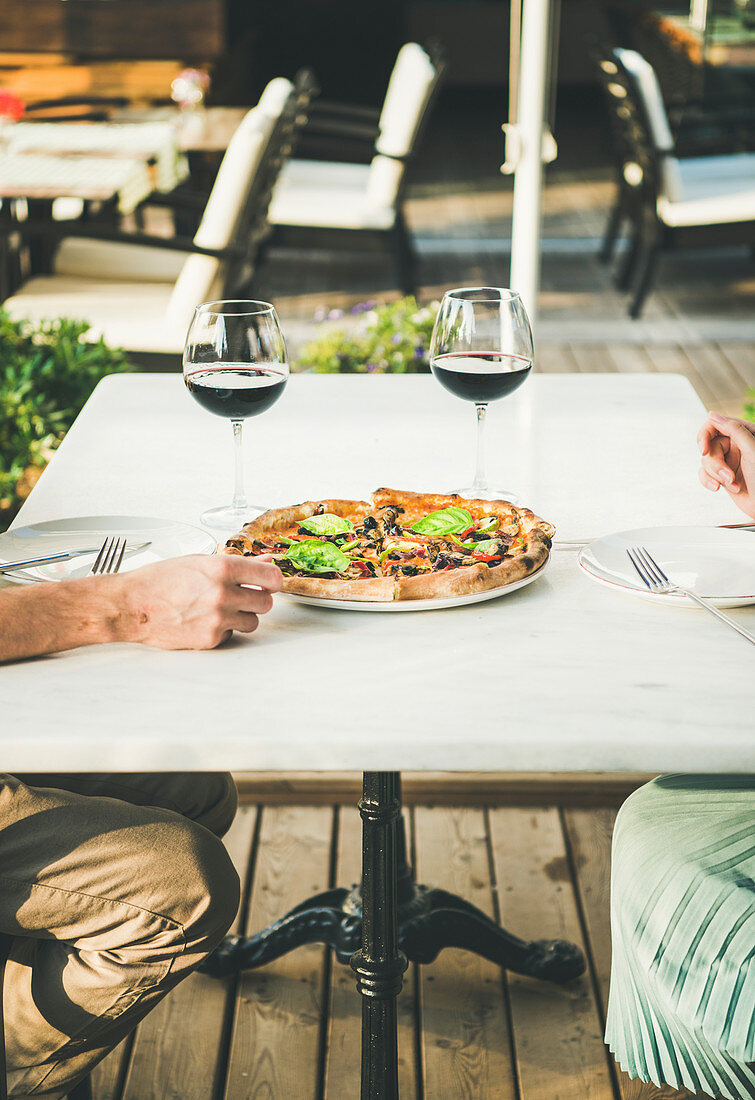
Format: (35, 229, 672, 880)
(745, 390, 755, 422)
(295, 297, 440, 374)
(0, 311, 132, 526)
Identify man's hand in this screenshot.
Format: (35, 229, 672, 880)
(698, 412, 755, 520)
(116, 554, 283, 650)
(0, 553, 283, 663)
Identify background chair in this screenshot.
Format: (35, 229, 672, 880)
(3, 72, 317, 359)
(595, 46, 755, 317)
(22, 95, 129, 123)
(266, 42, 445, 295)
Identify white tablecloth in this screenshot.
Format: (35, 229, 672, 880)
(8, 121, 189, 194)
(0, 372, 751, 774)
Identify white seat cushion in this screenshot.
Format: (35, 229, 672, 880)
(658, 154, 755, 227)
(53, 238, 186, 282)
(269, 159, 396, 230)
(662, 151, 755, 205)
(376, 43, 437, 159)
(4, 276, 187, 354)
(275, 159, 372, 193)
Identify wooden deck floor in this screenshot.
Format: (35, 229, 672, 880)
(87, 795, 694, 1100)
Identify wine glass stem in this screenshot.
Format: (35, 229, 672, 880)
(472, 403, 489, 493)
(231, 419, 248, 511)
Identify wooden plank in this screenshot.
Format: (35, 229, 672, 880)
(606, 344, 655, 374)
(233, 772, 652, 808)
(1, 62, 184, 103)
(120, 805, 258, 1100)
(415, 806, 517, 1100)
(717, 343, 755, 393)
(642, 343, 717, 411)
(681, 343, 749, 414)
(564, 808, 697, 1100)
(223, 805, 332, 1100)
(0, 53, 73, 68)
(323, 806, 418, 1098)
(535, 343, 579, 374)
(91, 1035, 132, 1100)
(488, 806, 615, 1100)
(562, 808, 617, 1008)
(569, 344, 616, 374)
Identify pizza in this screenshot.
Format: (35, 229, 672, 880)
(221, 488, 554, 602)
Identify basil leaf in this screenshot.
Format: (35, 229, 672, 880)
(298, 513, 353, 536)
(411, 507, 473, 536)
(286, 539, 351, 574)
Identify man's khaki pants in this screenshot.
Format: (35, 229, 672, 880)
(0, 772, 240, 1098)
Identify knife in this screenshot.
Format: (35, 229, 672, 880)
(553, 522, 755, 550)
(0, 541, 152, 574)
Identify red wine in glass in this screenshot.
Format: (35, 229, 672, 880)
(185, 365, 287, 418)
(429, 288, 534, 501)
(431, 352, 532, 403)
(183, 299, 289, 529)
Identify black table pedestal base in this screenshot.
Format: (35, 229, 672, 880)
(202, 772, 585, 1099)
(201, 880, 584, 985)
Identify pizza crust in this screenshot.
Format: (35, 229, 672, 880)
(282, 574, 395, 601)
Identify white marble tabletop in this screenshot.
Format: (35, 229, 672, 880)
(1, 372, 752, 774)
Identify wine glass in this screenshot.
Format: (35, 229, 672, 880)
(183, 299, 289, 529)
(429, 287, 533, 502)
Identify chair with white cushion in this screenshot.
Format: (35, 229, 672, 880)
(3, 73, 316, 358)
(267, 42, 445, 295)
(596, 47, 755, 317)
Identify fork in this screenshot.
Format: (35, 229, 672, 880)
(627, 545, 755, 646)
(89, 537, 128, 575)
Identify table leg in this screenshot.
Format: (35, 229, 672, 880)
(202, 771, 586, 1076)
(350, 771, 407, 1100)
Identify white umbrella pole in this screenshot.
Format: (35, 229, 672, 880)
(509, 0, 551, 330)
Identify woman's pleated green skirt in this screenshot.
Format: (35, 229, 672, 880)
(605, 775, 755, 1100)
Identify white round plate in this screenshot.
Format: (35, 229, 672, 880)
(578, 526, 755, 608)
(0, 516, 217, 584)
(281, 556, 550, 611)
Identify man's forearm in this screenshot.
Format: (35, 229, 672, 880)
(0, 576, 131, 662)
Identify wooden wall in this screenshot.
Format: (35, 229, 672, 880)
(0, 0, 223, 60)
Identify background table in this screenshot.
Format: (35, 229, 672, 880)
(0, 371, 751, 774)
(0, 151, 156, 214)
(8, 121, 188, 194)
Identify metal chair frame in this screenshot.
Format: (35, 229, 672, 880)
(594, 46, 755, 317)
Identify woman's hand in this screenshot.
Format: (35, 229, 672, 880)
(698, 412, 755, 520)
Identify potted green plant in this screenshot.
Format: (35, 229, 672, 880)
(295, 297, 440, 374)
(0, 311, 132, 529)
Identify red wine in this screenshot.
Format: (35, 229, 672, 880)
(185, 365, 287, 418)
(431, 352, 532, 402)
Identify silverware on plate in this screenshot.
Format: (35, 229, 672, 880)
(554, 522, 755, 550)
(0, 540, 151, 575)
(89, 536, 128, 575)
(626, 545, 755, 646)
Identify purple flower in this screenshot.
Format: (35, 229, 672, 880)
(414, 344, 425, 359)
(391, 333, 403, 344)
(313, 307, 327, 323)
(327, 308, 344, 320)
(366, 362, 378, 373)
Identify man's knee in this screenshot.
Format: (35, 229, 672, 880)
(179, 823, 240, 955)
(139, 815, 240, 962)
